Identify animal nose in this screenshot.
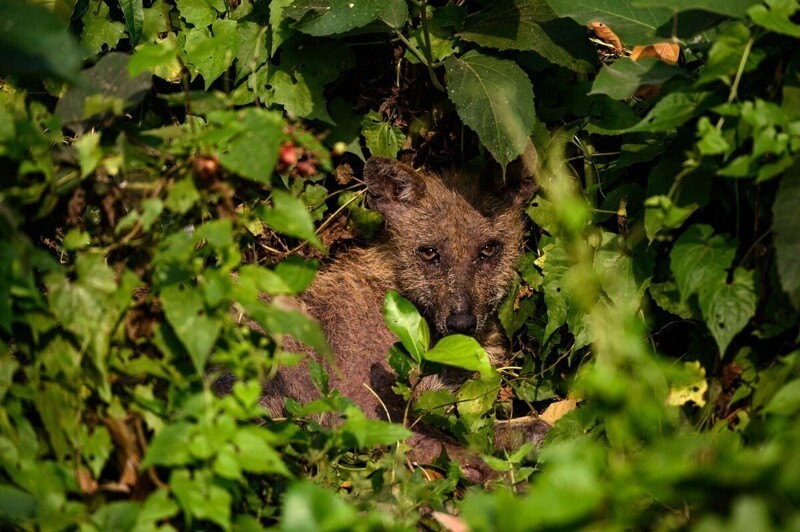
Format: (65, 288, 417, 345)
(446, 313, 477, 335)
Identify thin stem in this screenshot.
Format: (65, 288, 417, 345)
(395, 29, 446, 93)
(716, 36, 755, 131)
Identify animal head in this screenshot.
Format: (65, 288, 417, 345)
(363, 154, 537, 339)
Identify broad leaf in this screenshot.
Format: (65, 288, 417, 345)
(748, 0, 800, 37)
(644, 195, 697, 241)
(445, 51, 537, 169)
(119, 0, 144, 46)
(670, 224, 737, 303)
(424, 335, 494, 379)
(0, 0, 84, 83)
(281, 482, 358, 532)
(286, 0, 394, 36)
(361, 110, 405, 158)
(340, 407, 412, 447)
(258, 190, 325, 251)
(546, 0, 672, 45)
(184, 19, 239, 89)
(590, 58, 686, 100)
(698, 267, 757, 355)
(160, 283, 222, 373)
(773, 159, 800, 309)
(459, 0, 595, 73)
(81, 0, 125, 57)
(208, 108, 284, 184)
(383, 291, 430, 362)
(634, 0, 757, 18)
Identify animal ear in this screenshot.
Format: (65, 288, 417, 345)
(363, 156, 426, 217)
(480, 142, 539, 207)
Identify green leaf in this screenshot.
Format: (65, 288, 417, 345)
(232, 426, 291, 476)
(175, 0, 219, 27)
(748, 0, 800, 37)
(119, 0, 144, 46)
(286, 0, 393, 36)
(267, 66, 333, 123)
(772, 159, 800, 309)
(633, 0, 757, 18)
(208, 108, 285, 184)
(185, 19, 240, 89)
(30, 0, 79, 23)
(698, 267, 757, 354)
(383, 291, 430, 363)
(764, 378, 800, 416)
(625, 88, 715, 132)
(234, 21, 268, 82)
(361, 110, 405, 158)
(0, 0, 85, 83)
(670, 224, 737, 303)
(340, 407, 412, 447)
(590, 58, 686, 100)
(160, 284, 221, 374)
(445, 51, 537, 169)
(644, 195, 698, 241)
(696, 22, 766, 86)
(165, 177, 200, 215)
(81, 0, 126, 57)
(459, 0, 596, 73)
(457, 373, 501, 418)
(649, 281, 697, 319)
(424, 334, 494, 379)
(593, 232, 654, 309)
(141, 422, 194, 467)
(0, 484, 36, 521)
(74, 130, 102, 178)
(280, 481, 358, 532)
(171, 469, 231, 530)
(546, 0, 672, 44)
(127, 37, 180, 78)
(258, 190, 325, 251)
(244, 301, 331, 358)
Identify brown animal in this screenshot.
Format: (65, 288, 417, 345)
(227, 155, 549, 478)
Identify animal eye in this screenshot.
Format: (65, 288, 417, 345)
(479, 243, 499, 260)
(418, 246, 440, 263)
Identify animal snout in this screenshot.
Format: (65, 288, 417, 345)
(446, 312, 477, 335)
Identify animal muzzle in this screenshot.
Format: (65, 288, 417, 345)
(446, 312, 477, 335)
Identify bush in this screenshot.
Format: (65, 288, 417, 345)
(1, 0, 799, 529)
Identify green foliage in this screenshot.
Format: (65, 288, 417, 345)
(1, 0, 800, 529)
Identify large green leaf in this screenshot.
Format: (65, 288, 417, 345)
(590, 58, 686, 100)
(280, 482, 358, 532)
(0, 0, 84, 83)
(258, 190, 325, 252)
(445, 51, 537, 169)
(593, 232, 654, 310)
(748, 0, 800, 37)
(459, 0, 596, 73)
(340, 407, 412, 447)
(118, 0, 144, 46)
(424, 335, 494, 379)
(773, 159, 800, 309)
(29, 0, 79, 23)
(633, 0, 757, 18)
(698, 267, 757, 355)
(670, 224, 737, 303)
(361, 110, 406, 158)
(267, 66, 333, 123)
(160, 284, 222, 374)
(80, 0, 125, 57)
(383, 291, 430, 363)
(208, 108, 284, 184)
(546, 0, 672, 44)
(184, 19, 240, 89)
(285, 0, 394, 36)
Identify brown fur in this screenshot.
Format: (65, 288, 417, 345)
(229, 155, 548, 479)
